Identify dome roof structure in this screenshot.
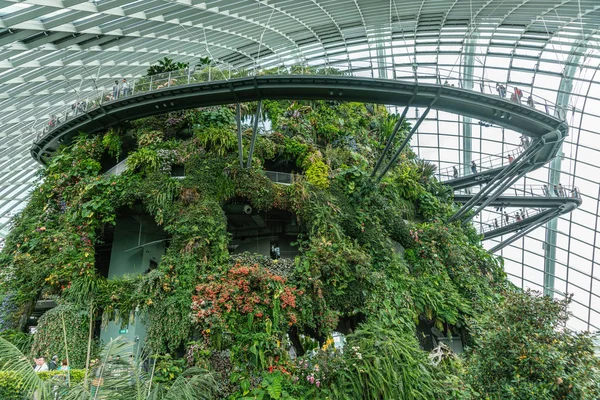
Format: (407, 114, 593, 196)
(1, 0, 600, 332)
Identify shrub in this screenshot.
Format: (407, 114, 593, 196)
(30, 304, 91, 369)
(0, 369, 84, 400)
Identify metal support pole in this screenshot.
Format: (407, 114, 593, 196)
(167, 72, 172, 87)
(465, 166, 534, 223)
(448, 138, 545, 223)
(246, 100, 262, 168)
(237, 103, 244, 168)
(371, 105, 410, 178)
(149, 76, 153, 91)
(377, 103, 434, 182)
(187, 68, 191, 84)
(488, 205, 575, 253)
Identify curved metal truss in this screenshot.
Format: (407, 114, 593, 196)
(1, 0, 600, 331)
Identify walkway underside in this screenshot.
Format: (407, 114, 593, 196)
(453, 193, 580, 252)
(453, 194, 581, 208)
(446, 130, 565, 224)
(484, 203, 578, 253)
(31, 75, 567, 165)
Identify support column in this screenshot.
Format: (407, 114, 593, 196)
(543, 44, 583, 297)
(374, 28, 389, 80)
(462, 36, 476, 176)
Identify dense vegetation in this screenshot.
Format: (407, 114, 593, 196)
(0, 80, 598, 399)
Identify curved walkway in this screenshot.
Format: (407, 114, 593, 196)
(31, 74, 567, 164)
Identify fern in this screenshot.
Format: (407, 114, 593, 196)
(266, 373, 282, 399)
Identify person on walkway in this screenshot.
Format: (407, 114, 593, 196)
(121, 79, 130, 97)
(527, 95, 535, 108)
(34, 357, 49, 372)
(494, 218, 499, 228)
(514, 87, 523, 103)
(554, 184, 561, 197)
(543, 184, 550, 196)
(453, 166, 458, 179)
(558, 183, 565, 197)
(522, 208, 528, 218)
(572, 187, 579, 198)
(510, 93, 518, 102)
(515, 212, 521, 221)
(48, 355, 58, 371)
(496, 82, 506, 98)
(508, 154, 514, 164)
(520, 135, 530, 148)
(504, 211, 510, 225)
(112, 80, 119, 100)
(471, 161, 477, 174)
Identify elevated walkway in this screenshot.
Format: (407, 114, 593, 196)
(438, 143, 561, 192)
(453, 185, 581, 252)
(31, 72, 567, 165)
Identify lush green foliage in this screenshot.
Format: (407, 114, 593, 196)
(466, 289, 600, 399)
(0, 369, 84, 400)
(30, 304, 91, 368)
(0, 79, 598, 398)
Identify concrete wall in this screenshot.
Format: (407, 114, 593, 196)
(100, 215, 166, 352)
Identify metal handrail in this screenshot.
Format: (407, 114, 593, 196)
(33, 62, 567, 145)
(437, 145, 525, 181)
(474, 185, 581, 235)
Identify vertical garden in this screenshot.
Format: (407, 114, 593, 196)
(0, 82, 598, 399)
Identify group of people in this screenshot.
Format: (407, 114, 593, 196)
(71, 100, 88, 116)
(47, 115, 60, 128)
(495, 83, 535, 108)
(110, 79, 130, 101)
(542, 183, 579, 198)
(490, 208, 529, 229)
(33, 355, 69, 372)
(448, 161, 479, 178)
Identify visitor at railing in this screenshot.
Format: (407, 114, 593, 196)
(527, 96, 535, 108)
(495, 82, 506, 98)
(121, 79, 130, 97)
(572, 187, 580, 198)
(438, 146, 525, 181)
(514, 87, 523, 103)
(112, 80, 119, 100)
(542, 184, 550, 196)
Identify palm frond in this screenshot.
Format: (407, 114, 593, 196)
(0, 337, 53, 399)
(161, 367, 217, 400)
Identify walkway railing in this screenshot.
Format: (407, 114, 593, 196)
(104, 159, 296, 187)
(34, 62, 567, 144)
(474, 185, 580, 235)
(437, 145, 525, 182)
